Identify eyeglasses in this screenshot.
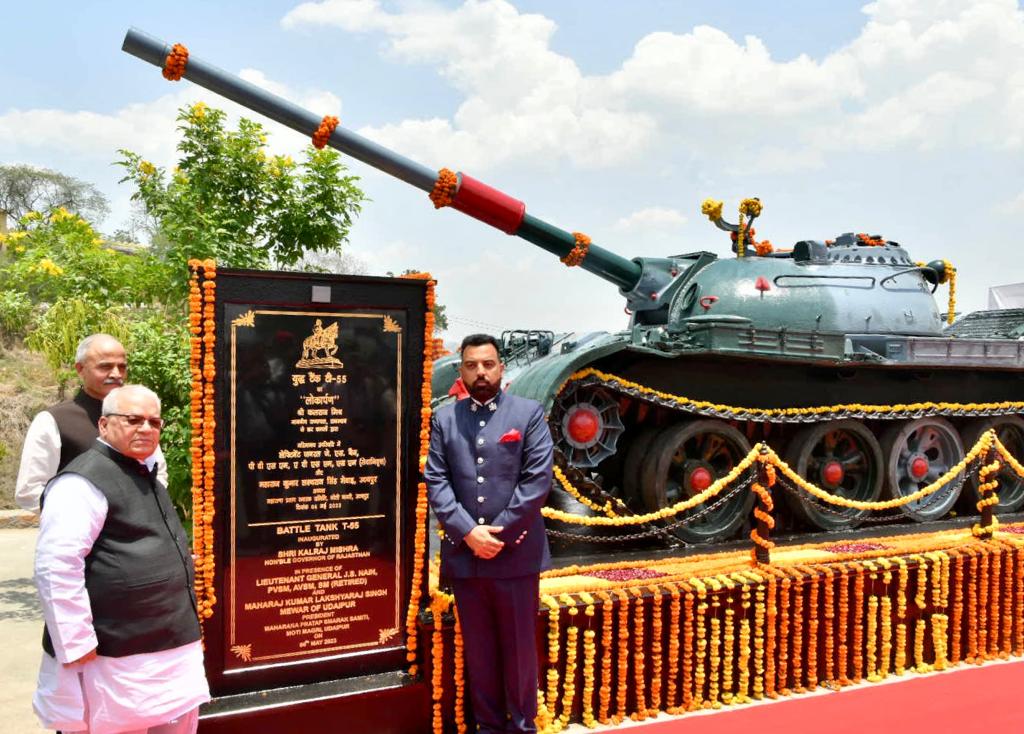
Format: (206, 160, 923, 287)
(106, 413, 164, 430)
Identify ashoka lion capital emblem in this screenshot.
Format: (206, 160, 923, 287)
(296, 318, 343, 369)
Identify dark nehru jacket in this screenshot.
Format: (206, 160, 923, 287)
(46, 389, 103, 472)
(41, 442, 200, 658)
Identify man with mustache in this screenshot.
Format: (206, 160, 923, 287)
(425, 334, 554, 733)
(15, 333, 167, 512)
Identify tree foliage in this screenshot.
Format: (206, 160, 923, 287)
(117, 103, 366, 301)
(0, 164, 109, 223)
(3, 102, 368, 520)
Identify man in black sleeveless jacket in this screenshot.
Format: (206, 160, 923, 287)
(16, 333, 168, 513)
(32, 385, 209, 733)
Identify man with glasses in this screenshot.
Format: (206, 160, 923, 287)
(32, 384, 209, 733)
(15, 333, 168, 512)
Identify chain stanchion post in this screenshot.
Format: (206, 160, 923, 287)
(751, 446, 775, 566)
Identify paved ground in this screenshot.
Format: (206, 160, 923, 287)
(0, 523, 46, 734)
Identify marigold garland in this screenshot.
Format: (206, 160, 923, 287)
(989, 550, 1001, 657)
(613, 588, 630, 723)
(692, 579, 709, 708)
(162, 42, 189, 81)
(453, 607, 466, 734)
(647, 585, 664, 715)
(429, 168, 458, 209)
(681, 588, 696, 711)
(664, 584, 682, 712)
(629, 587, 648, 720)
(404, 273, 436, 676)
(187, 259, 217, 620)
(560, 232, 592, 268)
(429, 593, 451, 734)
(579, 593, 598, 728)
(597, 591, 614, 724)
(312, 115, 340, 149)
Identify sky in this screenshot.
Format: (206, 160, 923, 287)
(2, 0, 1023, 342)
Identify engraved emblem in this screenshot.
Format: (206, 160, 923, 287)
(230, 643, 253, 662)
(382, 315, 402, 333)
(231, 310, 256, 327)
(378, 626, 399, 645)
(296, 318, 343, 369)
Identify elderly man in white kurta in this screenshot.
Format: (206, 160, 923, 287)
(33, 385, 209, 734)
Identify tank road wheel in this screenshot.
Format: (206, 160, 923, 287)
(961, 416, 1024, 513)
(640, 420, 754, 543)
(783, 420, 884, 531)
(880, 417, 964, 521)
(552, 386, 625, 469)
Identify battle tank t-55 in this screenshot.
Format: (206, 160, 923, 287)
(123, 28, 1024, 544)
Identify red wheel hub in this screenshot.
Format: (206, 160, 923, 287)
(822, 461, 844, 486)
(910, 456, 929, 479)
(566, 407, 601, 445)
(689, 467, 713, 491)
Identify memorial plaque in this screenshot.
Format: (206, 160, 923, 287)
(203, 270, 428, 699)
(227, 308, 404, 667)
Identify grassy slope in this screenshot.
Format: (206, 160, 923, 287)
(0, 344, 58, 509)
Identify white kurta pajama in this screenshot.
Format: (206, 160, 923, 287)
(33, 451, 209, 734)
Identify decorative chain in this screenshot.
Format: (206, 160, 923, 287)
(562, 369, 1024, 424)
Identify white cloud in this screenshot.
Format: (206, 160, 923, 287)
(614, 207, 687, 233)
(995, 191, 1024, 215)
(281, 0, 1024, 173)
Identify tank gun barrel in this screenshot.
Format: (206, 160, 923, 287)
(121, 28, 643, 292)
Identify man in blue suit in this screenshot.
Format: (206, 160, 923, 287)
(425, 333, 554, 734)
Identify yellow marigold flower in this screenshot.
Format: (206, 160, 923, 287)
(7, 231, 27, 242)
(14, 245, 25, 254)
(92, 237, 104, 246)
(739, 198, 763, 218)
(139, 160, 157, 177)
(22, 211, 43, 223)
(50, 207, 73, 222)
(192, 101, 208, 119)
(701, 198, 724, 222)
(259, 133, 267, 143)
(37, 257, 64, 276)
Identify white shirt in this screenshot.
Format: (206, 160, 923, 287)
(33, 449, 209, 734)
(16, 410, 168, 512)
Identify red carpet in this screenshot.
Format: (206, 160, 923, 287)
(618, 659, 1024, 733)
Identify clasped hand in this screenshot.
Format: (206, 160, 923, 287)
(464, 525, 504, 559)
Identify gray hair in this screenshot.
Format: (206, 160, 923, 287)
(102, 385, 162, 416)
(75, 333, 122, 365)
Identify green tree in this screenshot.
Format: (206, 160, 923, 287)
(0, 165, 109, 223)
(111, 101, 367, 519)
(117, 102, 366, 302)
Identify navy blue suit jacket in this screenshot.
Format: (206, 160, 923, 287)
(425, 393, 553, 579)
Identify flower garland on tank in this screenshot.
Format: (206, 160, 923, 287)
(629, 587, 648, 720)
(579, 593, 598, 728)
(311, 115, 340, 149)
(559, 368, 1024, 425)
(403, 273, 436, 676)
(560, 232, 592, 267)
(596, 590, 614, 724)
(973, 454, 1001, 538)
(162, 43, 189, 81)
(187, 259, 217, 620)
(429, 168, 458, 209)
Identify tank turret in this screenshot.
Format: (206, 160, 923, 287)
(124, 29, 1024, 546)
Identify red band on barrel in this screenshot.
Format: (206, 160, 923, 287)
(450, 173, 526, 235)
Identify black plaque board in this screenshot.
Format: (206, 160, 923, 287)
(203, 269, 429, 699)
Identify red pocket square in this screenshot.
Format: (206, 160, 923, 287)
(499, 429, 522, 443)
